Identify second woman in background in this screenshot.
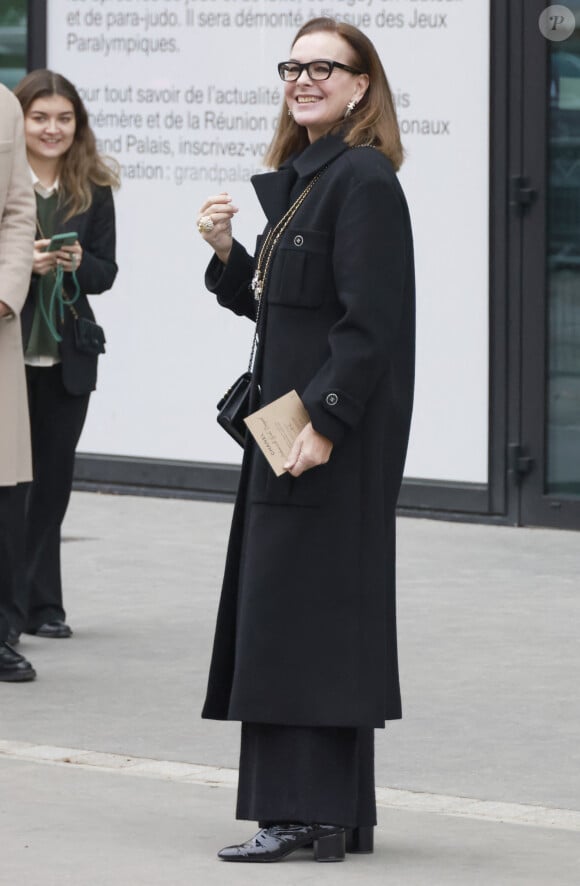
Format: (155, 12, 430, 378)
(8, 70, 119, 643)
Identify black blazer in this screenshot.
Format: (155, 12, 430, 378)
(22, 184, 117, 395)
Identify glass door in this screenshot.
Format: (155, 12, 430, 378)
(546, 18, 580, 498)
(519, 0, 580, 527)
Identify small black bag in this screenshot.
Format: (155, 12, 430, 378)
(74, 316, 106, 355)
(216, 371, 252, 447)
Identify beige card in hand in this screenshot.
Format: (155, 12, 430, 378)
(244, 390, 310, 476)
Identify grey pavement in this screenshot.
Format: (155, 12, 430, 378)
(1, 491, 580, 884)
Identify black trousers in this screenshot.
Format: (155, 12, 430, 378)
(236, 723, 377, 829)
(0, 485, 26, 642)
(11, 365, 90, 632)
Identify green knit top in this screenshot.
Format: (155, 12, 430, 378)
(25, 191, 60, 361)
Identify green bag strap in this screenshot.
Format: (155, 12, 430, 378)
(39, 262, 81, 343)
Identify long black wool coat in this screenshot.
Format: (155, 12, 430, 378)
(202, 134, 415, 729)
(21, 184, 117, 396)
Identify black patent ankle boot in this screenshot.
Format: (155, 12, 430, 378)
(218, 823, 345, 862)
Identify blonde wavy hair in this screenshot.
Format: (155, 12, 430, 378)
(14, 69, 120, 220)
(265, 17, 404, 171)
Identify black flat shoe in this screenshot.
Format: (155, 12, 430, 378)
(27, 621, 73, 639)
(346, 825, 374, 853)
(0, 642, 36, 682)
(218, 824, 345, 863)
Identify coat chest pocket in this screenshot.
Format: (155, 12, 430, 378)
(270, 228, 329, 309)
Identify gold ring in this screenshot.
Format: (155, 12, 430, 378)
(198, 215, 214, 234)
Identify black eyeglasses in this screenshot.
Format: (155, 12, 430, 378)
(277, 60, 364, 82)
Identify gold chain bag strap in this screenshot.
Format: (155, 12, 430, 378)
(217, 167, 327, 447)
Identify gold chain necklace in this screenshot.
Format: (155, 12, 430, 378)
(250, 167, 326, 303)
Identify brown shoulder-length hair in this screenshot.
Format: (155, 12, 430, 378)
(14, 69, 120, 220)
(265, 17, 404, 171)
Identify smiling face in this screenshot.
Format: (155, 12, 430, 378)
(284, 31, 369, 142)
(24, 95, 76, 170)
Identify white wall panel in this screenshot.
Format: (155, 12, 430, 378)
(47, 0, 490, 482)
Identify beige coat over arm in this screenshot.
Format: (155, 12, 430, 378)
(0, 84, 35, 486)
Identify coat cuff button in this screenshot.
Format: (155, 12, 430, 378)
(325, 392, 339, 406)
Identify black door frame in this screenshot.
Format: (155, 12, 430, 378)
(27, 1, 45, 69)
(513, 0, 580, 529)
(504, 0, 533, 527)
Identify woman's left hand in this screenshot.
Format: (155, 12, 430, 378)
(284, 422, 333, 477)
(56, 241, 83, 272)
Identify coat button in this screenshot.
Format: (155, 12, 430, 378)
(293, 234, 304, 247)
(325, 392, 339, 406)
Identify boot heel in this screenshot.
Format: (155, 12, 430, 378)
(345, 826, 374, 853)
(314, 831, 345, 862)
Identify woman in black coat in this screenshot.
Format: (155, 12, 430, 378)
(198, 17, 414, 863)
(9, 71, 118, 642)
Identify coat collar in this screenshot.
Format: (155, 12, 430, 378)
(251, 134, 348, 224)
(292, 133, 349, 179)
(251, 167, 295, 225)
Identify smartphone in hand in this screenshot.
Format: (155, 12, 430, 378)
(45, 232, 78, 252)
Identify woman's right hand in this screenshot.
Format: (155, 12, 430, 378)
(196, 193, 238, 265)
(32, 239, 57, 276)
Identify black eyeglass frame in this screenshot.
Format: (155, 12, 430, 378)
(277, 59, 365, 82)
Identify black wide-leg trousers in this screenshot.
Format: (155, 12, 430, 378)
(236, 723, 377, 828)
(0, 485, 26, 642)
(12, 365, 90, 633)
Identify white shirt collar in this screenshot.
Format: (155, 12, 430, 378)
(29, 166, 59, 199)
